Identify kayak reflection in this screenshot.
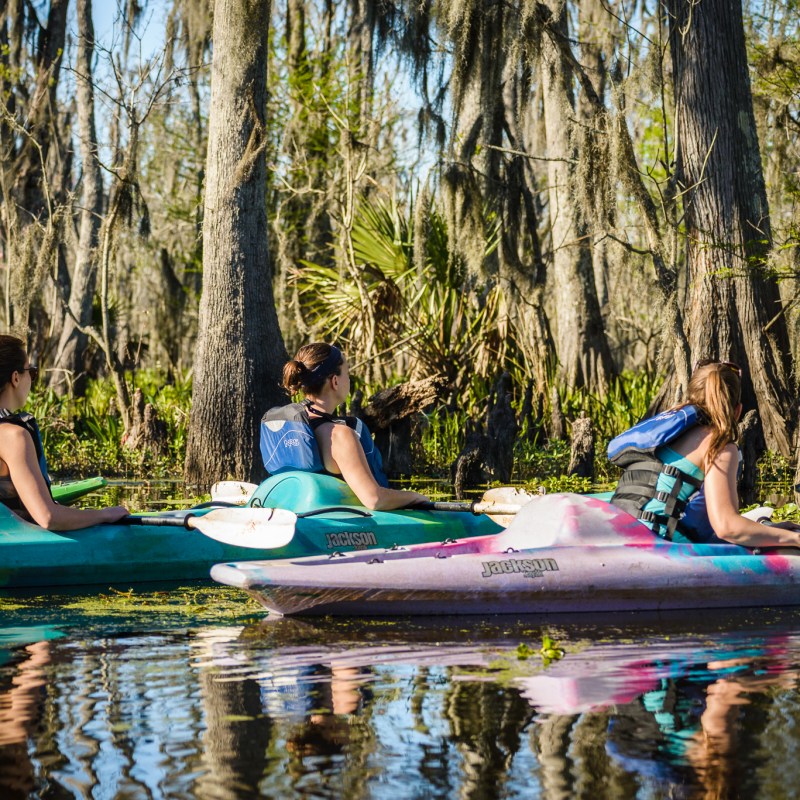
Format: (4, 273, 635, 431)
(2, 611, 800, 798)
(229, 613, 800, 797)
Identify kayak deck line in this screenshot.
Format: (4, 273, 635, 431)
(209, 493, 800, 617)
(0, 471, 501, 588)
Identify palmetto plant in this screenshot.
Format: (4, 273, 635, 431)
(294, 195, 513, 402)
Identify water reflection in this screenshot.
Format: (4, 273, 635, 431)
(0, 640, 50, 797)
(2, 609, 800, 798)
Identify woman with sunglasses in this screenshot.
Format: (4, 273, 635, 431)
(272, 342, 429, 510)
(609, 359, 800, 547)
(0, 335, 128, 529)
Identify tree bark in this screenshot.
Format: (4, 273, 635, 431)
(13, 0, 69, 219)
(347, 0, 376, 145)
(666, 0, 795, 455)
(539, 1, 613, 394)
(50, 0, 104, 396)
(451, 372, 519, 497)
(577, 0, 613, 313)
(500, 66, 556, 391)
(568, 415, 595, 479)
(358, 376, 446, 476)
(185, 0, 287, 485)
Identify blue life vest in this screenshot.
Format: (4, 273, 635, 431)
(0, 410, 52, 512)
(260, 402, 389, 487)
(607, 405, 709, 541)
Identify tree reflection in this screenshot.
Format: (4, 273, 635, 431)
(197, 673, 275, 797)
(443, 679, 534, 799)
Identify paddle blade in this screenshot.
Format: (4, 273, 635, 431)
(480, 486, 540, 506)
(210, 480, 259, 506)
(188, 507, 297, 550)
(742, 506, 775, 523)
(478, 486, 541, 525)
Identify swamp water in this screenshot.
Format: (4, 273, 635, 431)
(2, 595, 800, 800)
(4, 482, 800, 798)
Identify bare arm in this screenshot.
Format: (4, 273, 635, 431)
(323, 423, 428, 510)
(705, 444, 800, 547)
(0, 426, 128, 530)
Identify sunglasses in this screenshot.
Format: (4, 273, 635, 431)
(692, 358, 742, 378)
(21, 365, 39, 384)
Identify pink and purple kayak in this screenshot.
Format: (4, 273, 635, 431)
(210, 493, 800, 616)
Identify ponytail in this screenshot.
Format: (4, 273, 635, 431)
(282, 360, 311, 395)
(683, 362, 741, 471)
(282, 343, 343, 396)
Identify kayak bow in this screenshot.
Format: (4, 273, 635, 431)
(210, 493, 800, 617)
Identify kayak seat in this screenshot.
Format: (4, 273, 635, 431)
(248, 471, 361, 514)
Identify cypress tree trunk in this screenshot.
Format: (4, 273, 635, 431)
(347, 0, 376, 145)
(15, 0, 68, 218)
(539, 0, 613, 393)
(51, 0, 103, 395)
(666, 0, 794, 454)
(185, 0, 287, 485)
(501, 67, 555, 391)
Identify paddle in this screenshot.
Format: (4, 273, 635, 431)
(210, 480, 540, 518)
(419, 486, 540, 517)
(119, 507, 297, 549)
(420, 500, 528, 515)
(210, 480, 259, 505)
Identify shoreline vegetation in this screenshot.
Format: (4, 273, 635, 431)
(32, 369, 799, 520)
(1, 2, 798, 493)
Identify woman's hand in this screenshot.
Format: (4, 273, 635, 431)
(403, 491, 430, 507)
(100, 505, 129, 523)
(766, 520, 800, 533)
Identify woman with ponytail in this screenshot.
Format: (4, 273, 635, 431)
(0, 335, 128, 530)
(609, 360, 800, 547)
(269, 343, 429, 511)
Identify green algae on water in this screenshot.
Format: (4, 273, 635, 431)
(0, 584, 262, 631)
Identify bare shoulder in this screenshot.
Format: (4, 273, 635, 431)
(0, 422, 32, 449)
(719, 441, 739, 458)
(330, 422, 359, 445)
(707, 441, 739, 473)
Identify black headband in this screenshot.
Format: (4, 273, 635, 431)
(308, 346, 343, 380)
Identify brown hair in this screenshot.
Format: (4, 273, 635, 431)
(282, 343, 343, 395)
(682, 361, 742, 471)
(0, 335, 27, 389)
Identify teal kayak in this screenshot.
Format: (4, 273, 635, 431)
(0, 472, 501, 589)
(51, 476, 107, 505)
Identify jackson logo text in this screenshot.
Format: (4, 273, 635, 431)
(326, 531, 378, 549)
(480, 558, 559, 578)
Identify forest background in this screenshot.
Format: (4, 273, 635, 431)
(1, 0, 799, 496)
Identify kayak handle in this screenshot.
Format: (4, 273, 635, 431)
(297, 507, 373, 518)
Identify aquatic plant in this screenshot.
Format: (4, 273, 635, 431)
(28, 369, 193, 478)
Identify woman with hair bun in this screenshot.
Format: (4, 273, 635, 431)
(0, 335, 128, 530)
(609, 360, 800, 547)
(264, 342, 429, 511)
